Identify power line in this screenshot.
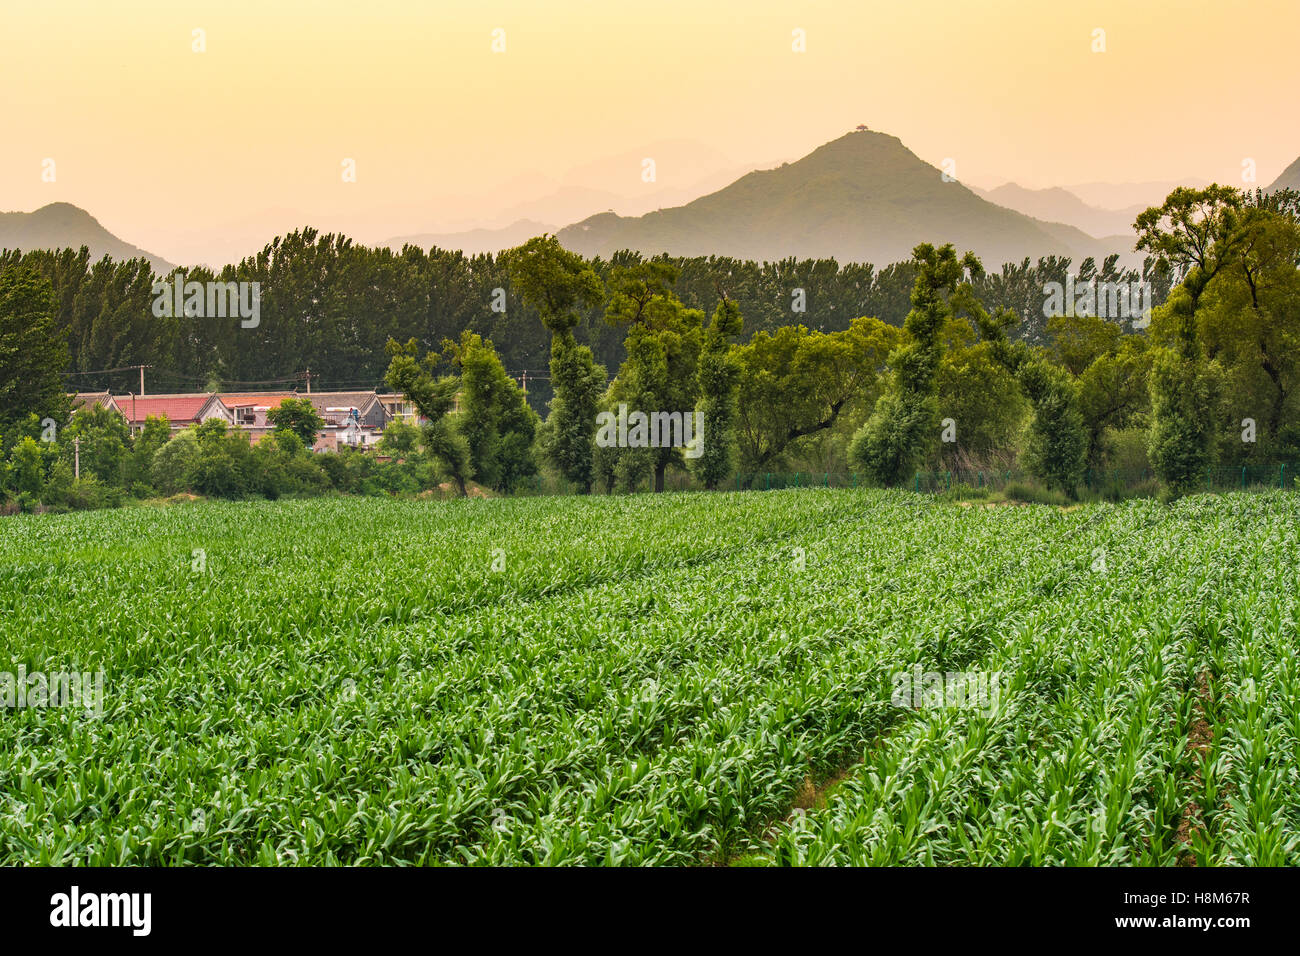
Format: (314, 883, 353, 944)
(64, 364, 150, 378)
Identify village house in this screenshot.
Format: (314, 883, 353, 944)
(110, 393, 233, 436)
(216, 392, 299, 443)
(70, 388, 407, 451)
(377, 393, 420, 425)
(70, 391, 122, 414)
(302, 391, 389, 451)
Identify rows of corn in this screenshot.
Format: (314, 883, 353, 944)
(0, 489, 1295, 865)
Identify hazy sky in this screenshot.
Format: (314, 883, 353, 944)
(3, 0, 1298, 264)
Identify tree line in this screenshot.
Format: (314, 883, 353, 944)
(1, 230, 1169, 408)
(0, 185, 1295, 509)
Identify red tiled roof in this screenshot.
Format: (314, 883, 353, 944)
(112, 394, 218, 424)
(218, 393, 295, 408)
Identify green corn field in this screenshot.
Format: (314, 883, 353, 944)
(1, 489, 1296, 865)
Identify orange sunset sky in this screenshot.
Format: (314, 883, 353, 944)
(2, 0, 1297, 264)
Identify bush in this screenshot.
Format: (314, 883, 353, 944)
(1148, 350, 1221, 497)
(849, 392, 937, 486)
(934, 483, 992, 502)
(151, 431, 201, 494)
(191, 421, 254, 499)
(1003, 481, 1069, 507)
(1101, 426, 1152, 475)
(1018, 361, 1087, 497)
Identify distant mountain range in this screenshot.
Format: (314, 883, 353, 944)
(5, 133, 1298, 273)
(0, 202, 173, 273)
(557, 131, 1143, 268)
(1056, 179, 1214, 214)
(1270, 157, 1300, 193)
(967, 183, 1145, 240)
(385, 219, 556, 257)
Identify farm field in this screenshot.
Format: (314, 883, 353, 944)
(0, 489, 1297, 866)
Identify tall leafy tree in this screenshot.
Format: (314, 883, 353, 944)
(1136, 186, 1244, 493)
(850, 244, 974, 484)
(65, 404, 133, 486)
(1018, 359, 1088, 494)
(736, 317, 898, 472)
(443, 330, 538, 491)
(603, 261, 704, 492)
(0, 265, 69, 443)
(384, 338, 472, 496)
(693, 296, 744, 489)
(501, 237, 606, 493)
(1197, 190, 1300, 461)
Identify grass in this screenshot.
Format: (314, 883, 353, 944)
(0, 488, 1296, 865)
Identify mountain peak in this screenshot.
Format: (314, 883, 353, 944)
(558, 128, 1136, 268)
(0, 202, 173, 273)
(1269, 156, 1300, 192)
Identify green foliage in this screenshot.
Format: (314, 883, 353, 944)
(249, 433, 329, 499)
(1074, 337, 1151, 468)
(130, 415, 172, 487)
(1017, 359, 1088, 495)
(0, 265, 69, 439)
(1147, 348, 1222, 496)
(692, 299, 744, 489)
(852, 244, 974, 484)
(502, 237, 608, 493)
(444, 330, 538, 492)
(1001, 480, 1070, 507)
(267, 397, 325, 448)
(151, 430, 201, 495)
(377, 421, 420, 456)
(6, 436, 49, 498)
(500, 236, 604, 336)
(738, 317, 899, 471)
(1135, 185, 1246, 358)
(849, 390, 939, 486)
(935, 339, 1027, 467)
(603, 263, 705, 492)
(544, 336, 606, 493)
(66, 404, 132, 486)
(191, 419, 254, 499)
(384, 337, 472, 495)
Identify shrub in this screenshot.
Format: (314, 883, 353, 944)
(151, 431, 201, 495)
(1003, 481, 1069, 507)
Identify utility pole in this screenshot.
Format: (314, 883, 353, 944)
(521, 370, 527, 393)
(305, 368, 312, 394)
(73, 437, 80, 480)
(128, 364, 152, 397)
